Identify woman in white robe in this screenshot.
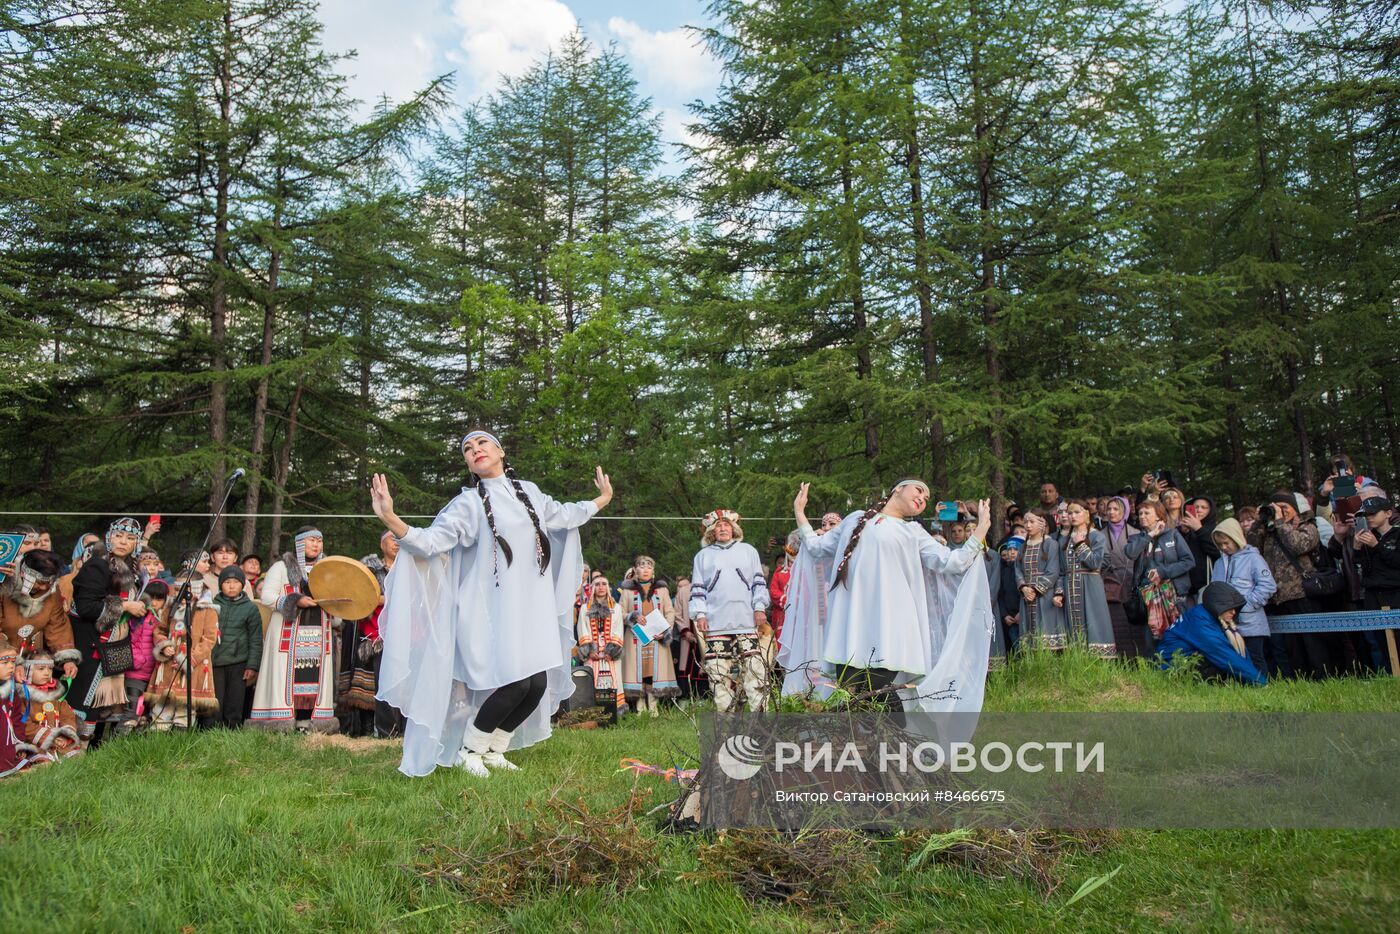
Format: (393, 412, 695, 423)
(370, 431, 612, 777)
(785, 479, 994, 719)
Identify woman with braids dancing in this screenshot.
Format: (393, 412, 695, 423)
(781, 480, 996, 720)
(370, 430, 612, 777)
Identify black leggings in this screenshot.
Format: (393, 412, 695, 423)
(835, 665, 902, 710)
(473, 671, 548, 734)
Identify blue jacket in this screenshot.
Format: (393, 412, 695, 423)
(1211, 547, 1277, 637)
(1156, 604, 1267, 685)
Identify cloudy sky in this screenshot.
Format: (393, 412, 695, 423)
(316, 0, 722, 158)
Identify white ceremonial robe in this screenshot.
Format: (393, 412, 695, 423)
(249, 558, 340, 730)
(688, 541, 770, 635)
(783, 511, 994, 724)
(378, 476, 595, 777)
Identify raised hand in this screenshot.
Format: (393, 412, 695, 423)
(794, 482, 811, 525)
(371, 473, 410, 539)
(973, 498, 992, 542)
(593, 466, 613, 509)
(370, 473, 395, 519)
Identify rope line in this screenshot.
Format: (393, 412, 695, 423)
(0, 511, 797, 522)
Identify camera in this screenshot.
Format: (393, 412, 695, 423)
(1258, 504, 1277, 528)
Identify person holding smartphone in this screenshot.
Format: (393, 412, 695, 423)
(1353, 497, 1400, 668)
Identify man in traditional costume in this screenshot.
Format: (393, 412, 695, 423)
(689, 510, 772, 713)
(371, 430, 612, 777)
(1, 550, 80, 679)
(69, 517, 149, 744)
(249, 528, 340, 732)
(782, 481, 994, 723)
(16, 652, 82, 764)
(619, 556, 679, 715)
(576, 575, 625, 718)
(144, 566, 221, 729)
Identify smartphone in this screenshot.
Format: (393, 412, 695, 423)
(1184, 504, 1197, 519)
(935, 501, 959, 522)
(1156, 469, 1175, 488)
(1354, 514, 1370, 537)
(147, 514, 161, 531)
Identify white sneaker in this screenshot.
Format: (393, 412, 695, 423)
(482, 728, 520, 771)
(457, 723, 492, 777)
(456, 748, 489, 777)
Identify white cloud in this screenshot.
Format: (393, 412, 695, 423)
(318, 0, 451, 110)
(607, 16, 721, 100)
(450, 0, 579, 95)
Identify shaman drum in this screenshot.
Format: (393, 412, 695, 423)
(307, 555, 382, 621)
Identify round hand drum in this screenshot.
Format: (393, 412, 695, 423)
(308, 556, 382, 621)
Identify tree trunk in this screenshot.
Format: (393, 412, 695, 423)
(207, 3, 235, 538)
(266, 382, 304, 559)
(240, 190, 282, 556)
(835, 40, 878, 471)
(1242, 0, 1312, 492)
(970, 6, 1007, 539)
(898, 0, 946, 488)
(1381, 382, 1400, 481)
(1221, 350, 1250, 508)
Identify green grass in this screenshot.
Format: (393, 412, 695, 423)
(2, 654, 1397, 933)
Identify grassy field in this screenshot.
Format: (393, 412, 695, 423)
(2, 651, 1397, 933)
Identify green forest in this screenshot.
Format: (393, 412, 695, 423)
(1, 0, 1396, 569)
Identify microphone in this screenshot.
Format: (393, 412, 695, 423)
(229, 468, 246, 481)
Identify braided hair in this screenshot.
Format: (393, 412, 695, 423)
(830, 478, 927, 591)
(830, 497, 886, 590)
(505, 459, 551, 575)
(468, 470, 514, 584)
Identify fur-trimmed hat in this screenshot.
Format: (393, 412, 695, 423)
(701, 509, 743, 546)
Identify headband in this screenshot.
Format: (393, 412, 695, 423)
(892, 480, 928, 493)
(295, 528, 323, 543)
(109, 517, 142, 537)
(635, 556, 656, 569)
(461, 430, 504, 453)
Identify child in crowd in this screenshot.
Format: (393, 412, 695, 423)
(239, 554, 263, 600)
(120, 580, 168, 731)
(146, 567, 220, 729)
(0, 636, 35, 778)
(210, 566, 262, 728)
(19, 652, 82, 763)
(997, 540, 1023, 656)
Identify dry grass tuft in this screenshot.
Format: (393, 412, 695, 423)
(418, 790, 662, 907)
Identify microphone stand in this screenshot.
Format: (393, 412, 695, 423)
(169, 470, 241, 730)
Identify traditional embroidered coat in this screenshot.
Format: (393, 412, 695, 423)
(18, 678, 81, 762)
(1014, 537, 1067, 647)
(249, 554, 340, 732)
(144, 597, 220, 722)
(575, 597, 625, 709)
(671, 580, 705, 688)
(1, 679, 39, 777)
(619, 579, 679, 699)
(337, 555, 387, 715)
(1060, 530, 1118, 657)
(0, 586, 79, 671)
